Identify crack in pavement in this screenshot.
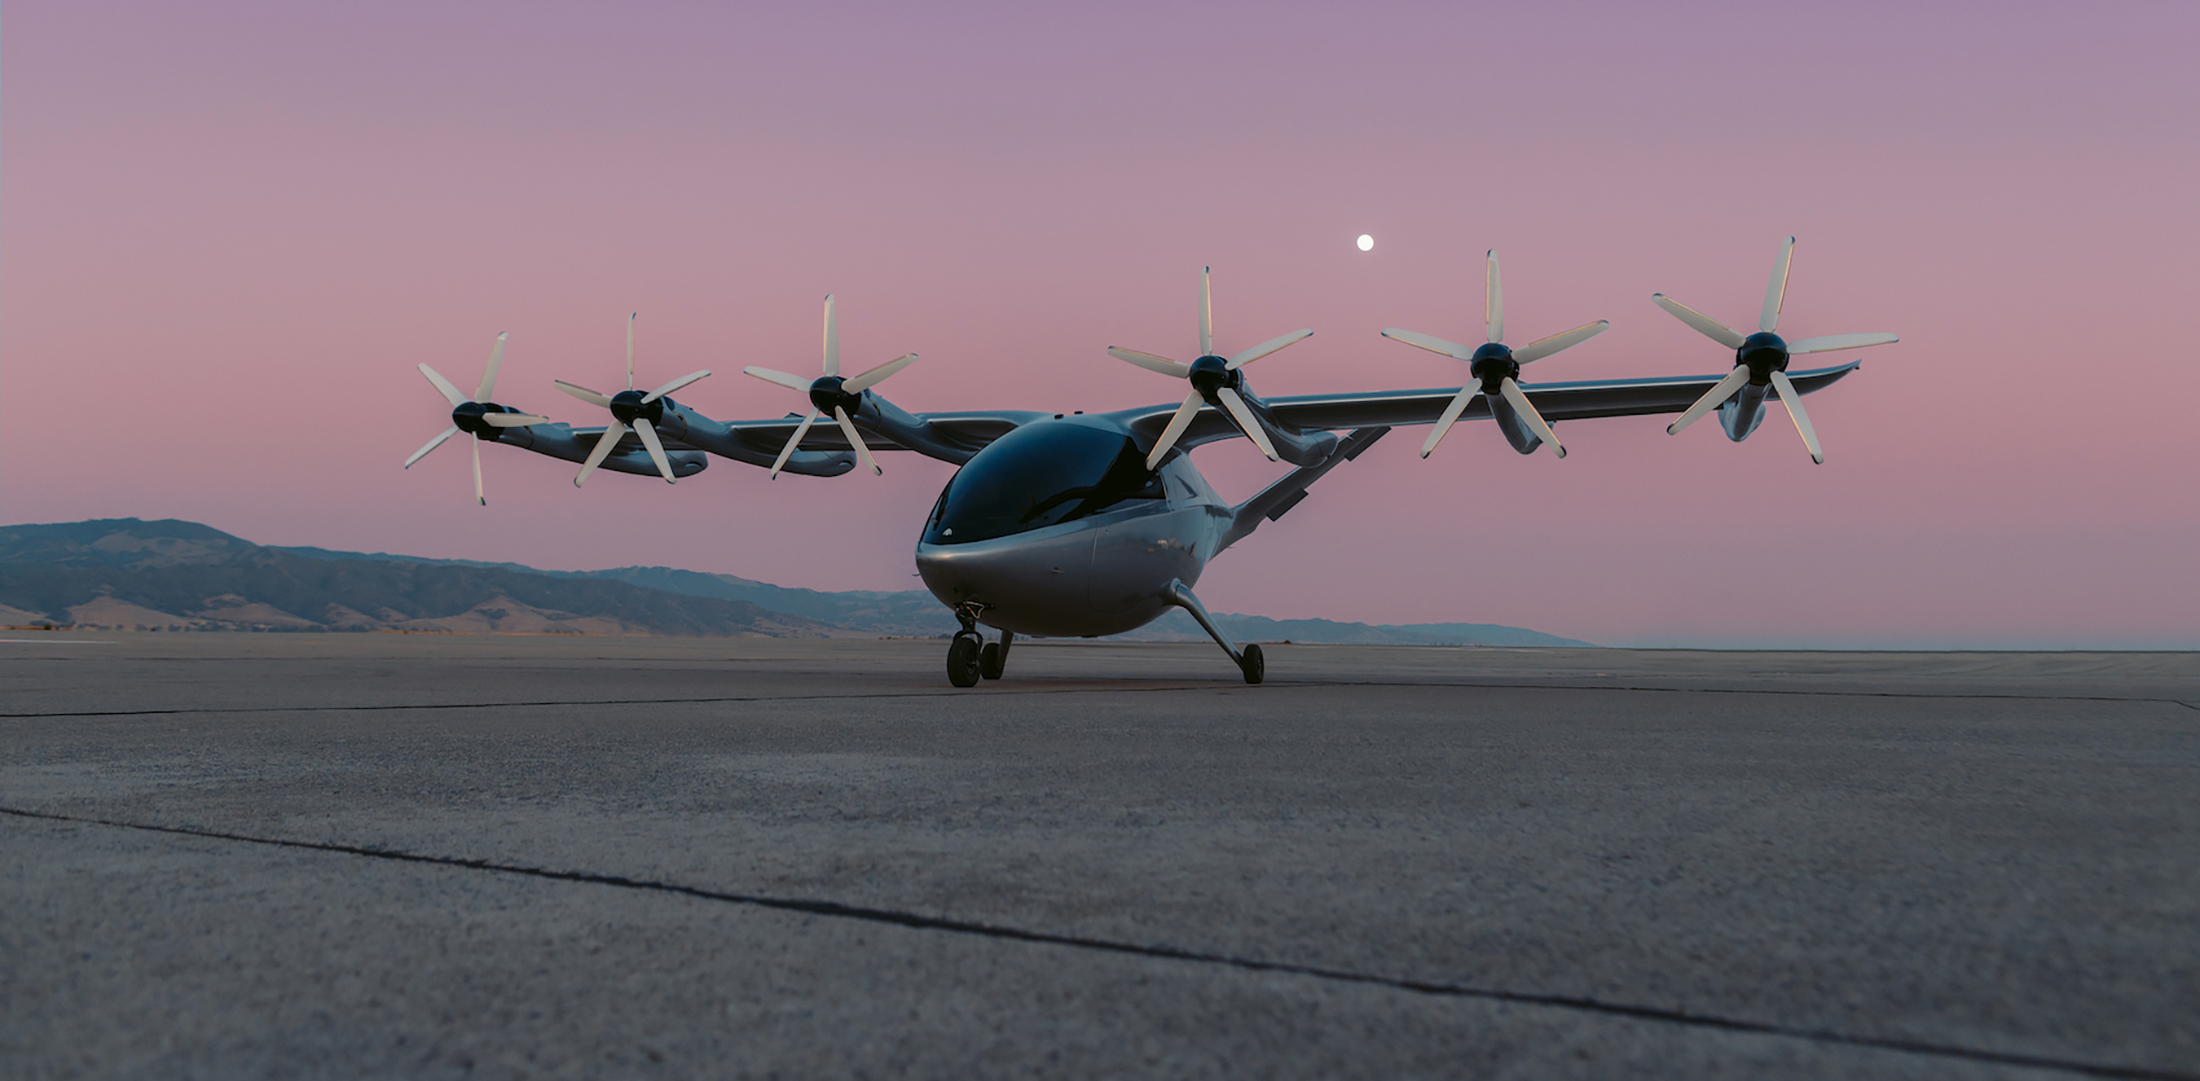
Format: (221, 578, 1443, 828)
(3, 805, 2190, 1081)
(1, 679, 2192, 721)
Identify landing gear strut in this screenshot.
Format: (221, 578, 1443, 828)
(946, 602, 1011, 688)
(1165, 578, 1263, 684)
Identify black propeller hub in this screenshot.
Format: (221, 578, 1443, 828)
(808, 375, 864, 418)
(1737, 332, 1789, 385)
(607, 389, 665, 427)
(451, 400, 503, 437)
(1187, 355, 1236, 400)
(1469, 342, 1519, 393)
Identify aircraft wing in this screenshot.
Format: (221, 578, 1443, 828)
(699, 411, 1046, 455)
(1117, 360, 1862, 448)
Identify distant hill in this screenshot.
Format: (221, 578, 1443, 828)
(0, 519, 832, 637)
(0, 518, 1594, 646)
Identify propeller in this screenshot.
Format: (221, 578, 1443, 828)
(1380, 250, 1606, 459)
(1657, 237, 1898, 464)
(405, 331, 549, 505)
(554, 313, 711, 487)
(742, 294, 918, 478)
(1109, 267, 1311, 470)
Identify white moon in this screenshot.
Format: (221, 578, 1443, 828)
(1356, 234, 1374, 251)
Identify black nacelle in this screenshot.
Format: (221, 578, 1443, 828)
(807, 375, 864, 418)
(1468, 341, 1520, 392)
(452, 400, 529, 438)
(1737, 332, 1790, 384)
(607, 389, 666, 427)
(1186, 355, 1235, 399)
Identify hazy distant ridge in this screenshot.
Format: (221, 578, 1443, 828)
(1, 519, 1593, 645)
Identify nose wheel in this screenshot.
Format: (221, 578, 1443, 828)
(947, 633, 982, 687)
(945, 603, 1012, 688)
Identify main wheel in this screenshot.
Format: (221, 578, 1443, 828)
(1238, 643, 1264, 685)
(979, 641, 1006, 680)
(947, 635, 982, 687)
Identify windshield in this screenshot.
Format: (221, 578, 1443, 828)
(923, 420, 1164, 545)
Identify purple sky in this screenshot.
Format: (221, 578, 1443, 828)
(4, 1, 2196, 647)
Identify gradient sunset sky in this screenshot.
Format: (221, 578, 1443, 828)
(4, 1, 2195, 647)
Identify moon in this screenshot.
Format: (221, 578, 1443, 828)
(1356, 234, 1374, 252)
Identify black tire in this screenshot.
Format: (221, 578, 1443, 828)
(947, 635, 982, 688)
(979, 642, 1005, 680)
(1239, 643, 1264, 685)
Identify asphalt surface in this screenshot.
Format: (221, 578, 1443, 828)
(3, 634, 2195, 1079)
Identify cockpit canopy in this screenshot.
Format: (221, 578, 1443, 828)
(923, 419, 1164, 545)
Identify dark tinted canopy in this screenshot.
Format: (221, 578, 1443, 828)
(923, 420, 1163, 545)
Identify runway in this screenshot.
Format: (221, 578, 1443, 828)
(4, 634, 2195, 1079)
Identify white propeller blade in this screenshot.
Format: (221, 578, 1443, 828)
(1227, 329, 1311, 370)
(1108, 347, 1192, 378)
(1785, 332, 1899, 355)
(1768, 370, 1823, 464)
(1145, 391, 1204, 470)
(1198, 267, 1213, 357)
(1512, 320, 1610, 364)
(1419, 387, 1479, 459)
(1761, 237, 1794, 334)
(474, 332, 509, 402)
(472, 436, 485, 505)
(419, 364, 468, 407)
(405, 425, 458, 468)
(821, 295, 839, 377)
(574, 421, 626, 487)
(833, 405, 879, 475)
(1667, 367, 1750, 435)
(1379, 328, 1473, 360)
(1653, 294, 1746, 349)
(642, 370, 710, 404)
(481, 413, 548, 427)
(843, 353, 918, 393)
(1485, 250, 1504, 343)
(625, 313, 637, 391)
(555, 380, 613, 408)
(1498, 378, 1564, 458)
(1215, 386, 1278, 461)
(743, 366, 811, 391)
(769, 411, 820, 480)
(632, 418, 676, 482)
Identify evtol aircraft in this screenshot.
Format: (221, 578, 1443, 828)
(407, 238, 1896, 686)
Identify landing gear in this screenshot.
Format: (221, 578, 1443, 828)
(947, 633, 982, 688)
(946, 603, 1010, 688)
(1165, 578, 1265, 684)
(980, 629, 1013, 680)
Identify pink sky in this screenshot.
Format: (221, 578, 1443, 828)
(4, 1, 2195, 647)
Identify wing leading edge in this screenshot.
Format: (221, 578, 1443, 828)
(1108, 361, 1862, 450)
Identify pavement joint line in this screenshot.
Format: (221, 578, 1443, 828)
(4, 804, 2190, 1081)
(0, 679, 2190, 721)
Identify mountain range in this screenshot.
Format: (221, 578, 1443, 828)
(0, 518, 1594, 646)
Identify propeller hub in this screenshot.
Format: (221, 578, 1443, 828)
(1469, 342, 1519, 392)
(607, 389, 664, 426)
(1737, 332, 1789, 384)
(1187, 355, 1234, 399)
(807, 374, 864, 417)
(451, 401, 497, 437)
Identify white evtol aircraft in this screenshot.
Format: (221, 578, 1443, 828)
(408, 238, 1895, 686)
